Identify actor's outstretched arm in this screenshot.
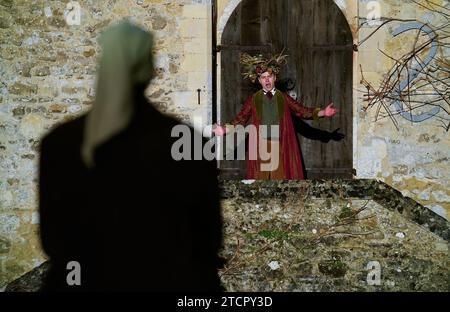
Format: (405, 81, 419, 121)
(229, 96, 253, 126)
(285, 94, 320, 119)
(212, 96, 253, 136)
(285, 94, 320, 120)
(286, 95, 338, 120)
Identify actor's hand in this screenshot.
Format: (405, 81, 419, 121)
(320, 102, 338, 117)
(212, 124, 229, 136)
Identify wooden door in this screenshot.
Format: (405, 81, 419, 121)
(219, 0, 353, 179)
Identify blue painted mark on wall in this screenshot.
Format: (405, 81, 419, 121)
(392, 22, 440, 122)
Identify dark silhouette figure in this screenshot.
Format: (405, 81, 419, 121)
(39, 21, 223, 292)
(293, 119, 346, 179)
(294, 119, 345, 143)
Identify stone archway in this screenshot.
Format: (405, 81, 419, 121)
(216, 0, 355, 179)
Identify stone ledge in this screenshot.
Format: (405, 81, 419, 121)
(219, 179, 450, 241)
(5, 179, 449, 292)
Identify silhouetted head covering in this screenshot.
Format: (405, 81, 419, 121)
(81, 20, 154, 168)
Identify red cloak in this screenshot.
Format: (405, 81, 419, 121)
(230, 90, 318, 180)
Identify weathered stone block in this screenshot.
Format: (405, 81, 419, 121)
(47, 16, 66, 28)
(180, 18, 208, 38)
(151, 14, 167, 30)
(180, 53, 208, 72)
(0, 11, 13, 29)
(19, 114, 45, 138)
(172, 90, 199, 107)
(82, 48, 96, 58)
(0, 45, 22, 61)
(187, 70, 207, 87)
(48, 104, 67, 113)
(8, 82, 37, 96)
(182, 4, 208, 19)
(318, 259, 348, 278)
(184, 37, 207, 54)
(38, 85, 58, 98)
(61, 86, 85, 95)
(12, 106, 26, 117)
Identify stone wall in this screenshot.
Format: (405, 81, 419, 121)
(355, 0, 450, 220)
(218, 180, 449, 291)
(4, 180, 450, 291)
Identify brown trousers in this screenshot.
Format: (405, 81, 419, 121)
(256, 139, 285, 180)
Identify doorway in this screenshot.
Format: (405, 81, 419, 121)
(217, 0, 353, 179)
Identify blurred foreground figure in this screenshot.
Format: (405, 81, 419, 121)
(39, 20, 223, 292)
